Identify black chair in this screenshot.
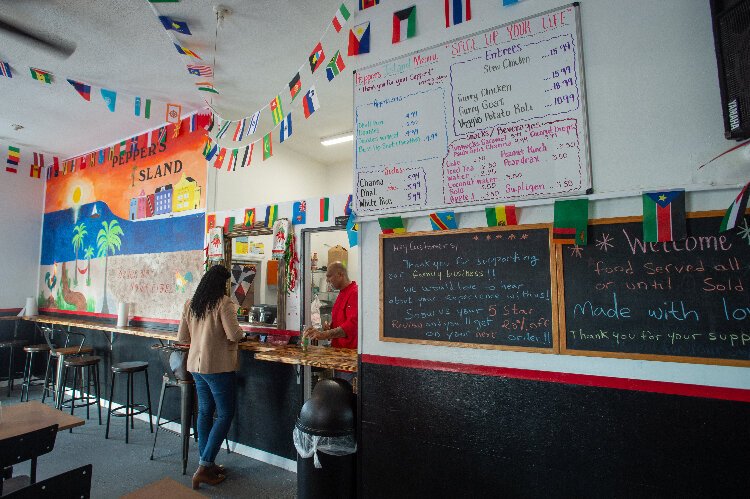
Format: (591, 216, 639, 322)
(40, 327, 94, 408)
(59, 355, 102, 428)
(0, 424, 58, 495)
(3, 464, 92, 498)
(0, 339, 29, 397)
(105, 361, 153, 443)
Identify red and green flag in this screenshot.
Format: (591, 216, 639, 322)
(270, 95, 284, 125)
(429, 211, 457, 230)
(214, 148, 227, 169)
(30, 67, 52, 83)
(719, 181, 750, 232)
(288, 72, 302, 101)
(223, 216, 235, 234)
(553, 198, 588, 245)
(320, 197, 330, 222)
(379, 216, 406, 234)
(263, 133, 272, 160)
(642, 190, 686, 242)
(392, 6, 416, 44)
(485, 205, 517, 226)
(332, 3, 351, 32)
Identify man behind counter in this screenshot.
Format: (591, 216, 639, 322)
(303, 261, 358, 350)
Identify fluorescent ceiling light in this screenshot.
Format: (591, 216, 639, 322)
(321, 132, 353, 146)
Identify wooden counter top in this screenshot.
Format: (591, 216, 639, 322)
(238, 340, 279, 353)
(22, 315, 178, 341)
(254, 344, 357, 372)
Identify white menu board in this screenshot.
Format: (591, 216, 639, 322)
(354, 4, 591, 216)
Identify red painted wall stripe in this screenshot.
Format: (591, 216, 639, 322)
(361, 354, 750, 403)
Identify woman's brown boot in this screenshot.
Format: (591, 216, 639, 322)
(192, 465, 226, 490)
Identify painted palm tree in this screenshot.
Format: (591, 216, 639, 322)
(71, 222, 87, 286)
(96, 220, 124, 314)
(83, 246, 94, 286)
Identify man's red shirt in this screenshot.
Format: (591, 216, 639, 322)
(330, 281, 358, 349)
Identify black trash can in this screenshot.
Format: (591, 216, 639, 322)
(294, 379, 356, 499)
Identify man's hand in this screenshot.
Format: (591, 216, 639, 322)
(303, 327, 326, 340)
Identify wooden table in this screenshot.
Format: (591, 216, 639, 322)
(22, 316, 178, 341)
(0, 401, 85, 440)
(121, 477, 206, 498)
(254, 344, 357, 372)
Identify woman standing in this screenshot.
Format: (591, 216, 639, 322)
(178, 265, 244, 489)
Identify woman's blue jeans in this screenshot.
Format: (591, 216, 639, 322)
(191, 371, 236, 466)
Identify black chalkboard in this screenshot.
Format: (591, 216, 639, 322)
(560, 211, 750, 365)
(380, 225, 557, 352)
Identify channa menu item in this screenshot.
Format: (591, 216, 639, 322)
(380, 226, 557, 352)
(559, 212, 750, 365)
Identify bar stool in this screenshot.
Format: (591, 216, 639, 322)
(20, 343, 51, 402)
(59, 355, 102, 428)
(40, 327, 93, 408)
(0, 339, 28, 397)
(105, 361, 154, 443)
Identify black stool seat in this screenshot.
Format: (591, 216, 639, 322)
(111, 361, 148, 373)
(50, 346, 94, 357)
(0, 339, 28, 347)
(23, 344, 51, 353)
(64, 356, 101, 368)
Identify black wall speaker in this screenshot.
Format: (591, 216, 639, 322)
(710, 0, 750, 140)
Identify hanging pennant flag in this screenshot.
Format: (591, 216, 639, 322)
(214, 148, 227, 169)
(159, 15, 191, 35)
(332, 3, 351, 33)
(263, 133, 273, 160)
(134, 97, 151, 118)
(246, 111, 260, 138)
(642, 190, 686, 242)
(0, 61, 11, 78)
(233, 119, 246, 141)
(347, 211, 359, 247)
(320, 197, 330, 222)
(30, 67, 53, 83)
(241, 144, 253, 167)
(393, 6, 417, 43)
(206, 114, 215, 132)
(101, 88, 117, 112)
(30, 163, 41, 178)
(326, 50, 346, 81)
(119, 139, 127, 157)
(265, 205, 278, 228)
(188, 114, 198, 132)
(202, 137, 213, 157)
(270, 95, 284, 126)
(231, 149, 240, 171)
(196, 81, 219, 94)
(553, 198, 589, 245)
(244, 208, 256, 227)
(79, 155, 87, 170)
(292, 201, 307, 225)
(158, 126, 167, 144)
(288, 73, 302, 102)
(205, 143, 218, 161)
(303, 86, 320, 119)
(130, 136, 139, 154)
(6, 146, 19, 173)
(379, 216, 406, 234)
(359, 0, 379, 10)
(430, 211, 457, 230)
(503, 0, 519, 5)
(216, 119, 232, 139)
(348, 22, 371, 56)
(344, 194, 353, 216)
(206, 214, 216, 233)
(719, 181, 750, 232)
(166, 103, 182, 124)
(445, 0, 471, 27)
(485, 205, 517, 226)
(66, 79, 91, 101)
(52, 156, 59, 177)
(279, 113, 293, 143)
(187, 64, 213, 77)
(224, 217, 236, 234)
(309, 42, 325, 73)
(174, 43, 201, 59)
(98, 149, 105, 164)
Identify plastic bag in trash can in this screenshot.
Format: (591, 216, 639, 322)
(293, 427, 356, 469)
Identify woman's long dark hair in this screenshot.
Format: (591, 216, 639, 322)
(190, 265, 230, 320)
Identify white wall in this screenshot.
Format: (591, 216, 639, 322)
(352, 0, 750, 389)
(0, 171, 45, 308)
(325, 161, 356, 195)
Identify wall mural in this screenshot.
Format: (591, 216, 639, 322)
(40, 124, 207, 319)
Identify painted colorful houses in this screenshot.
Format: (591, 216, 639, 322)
(128, 174, 200, 220)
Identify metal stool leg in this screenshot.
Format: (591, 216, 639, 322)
(130, 373, 135, 430)
(20, 351, 32, 402)
(105, 372, 115, 439)
(85, 366, 91, 420)
(41, 354, 54, 404)
(6, 346, 13, 397)
(150, 377, 168, 460)
(94, 363, 102, 425)
(55, 354, 67, 409)
(144, 368, 153, 433)
(125, 372, 131, 444)
(181, 381, 194, 475)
